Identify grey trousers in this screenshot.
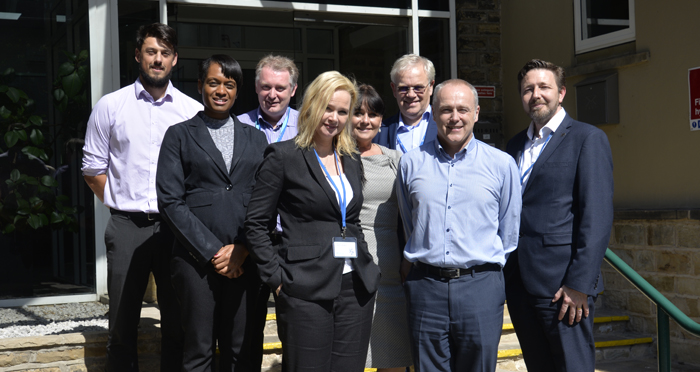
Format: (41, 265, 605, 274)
(404, 265, 505, 372)
(104, 212, 183, 372)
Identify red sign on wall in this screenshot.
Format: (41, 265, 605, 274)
(474, 86, 496, 99)
(689, 67, 700, 131)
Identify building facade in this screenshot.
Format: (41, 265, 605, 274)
(0, 0, 464, 306)
(500, 0, 700, 365)
(2, 2, 698, 365)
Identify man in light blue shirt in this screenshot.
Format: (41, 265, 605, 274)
(237, 55, 299, 143)
(373, 54, 438, 152)
(397, 79, 521, 372)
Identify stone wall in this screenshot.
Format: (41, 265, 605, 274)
(603, 210, 700, 366)
(0, 330, 160, 372)
(455, 0, 504, 148)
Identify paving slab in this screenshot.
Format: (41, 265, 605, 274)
(595, 358, 700, 372)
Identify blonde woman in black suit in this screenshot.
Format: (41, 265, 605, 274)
(245, 71, 381, 372)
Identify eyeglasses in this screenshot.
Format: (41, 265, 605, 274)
(396, 84, 430, 95)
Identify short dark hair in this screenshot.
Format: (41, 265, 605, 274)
(355, 84, 385, 116)
(136, 23, 178, 53)
(517, 59, 566, 92)
(198, 54, 243, 91)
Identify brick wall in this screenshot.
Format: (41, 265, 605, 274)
(456, 0, 504, 147)
(603, 211, 700, 366)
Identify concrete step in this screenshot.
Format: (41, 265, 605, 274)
(262, 307, 636, 347)
(498, 356, 698, 372)
(0, 301, 655, 372)
(261, 304, 651, 372)
(595, 358, 700, 372)
(0, 304, 162, 372)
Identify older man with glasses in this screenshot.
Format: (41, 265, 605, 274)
(373, 54, 438, 153)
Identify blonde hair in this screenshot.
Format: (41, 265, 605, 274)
(255, 54, 299, 87)
(295, 71, 358, 156)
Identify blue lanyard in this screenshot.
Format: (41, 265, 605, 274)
(519, 131, 553, 185)
(313, 149, 347, 237)
(396, 119, 429, 154)
(255, 107, 290, 143)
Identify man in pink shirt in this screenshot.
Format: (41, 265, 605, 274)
(82, 23, 201, 371)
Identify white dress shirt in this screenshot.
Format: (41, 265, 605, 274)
(519, 108, 567, 190)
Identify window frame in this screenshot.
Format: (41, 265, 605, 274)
(573, 0, 636, 54)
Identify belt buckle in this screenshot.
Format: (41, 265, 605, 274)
(147, 213, 155, 221)
(441, 268, 460, 279)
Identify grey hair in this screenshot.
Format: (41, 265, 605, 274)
(432, 79, 479, 108)
(255, 54, 299, 87)
(390, 54, 436, 84)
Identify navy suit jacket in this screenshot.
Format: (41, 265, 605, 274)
(505, 113, 613, 298)
(373, 112, 438, 151)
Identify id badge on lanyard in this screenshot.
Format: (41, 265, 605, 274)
(314, 149, 358, 259)
(332, 236, 358, 258)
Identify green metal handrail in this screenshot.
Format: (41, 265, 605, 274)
(604, 248, 700, 372)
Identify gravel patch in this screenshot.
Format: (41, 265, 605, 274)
(0, 302, 108, 339)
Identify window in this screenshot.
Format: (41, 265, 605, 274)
(574, 0, 635, 54)
(0, 0, 96, 303)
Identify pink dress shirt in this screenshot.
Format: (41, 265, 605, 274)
(82, 78, 202, 213)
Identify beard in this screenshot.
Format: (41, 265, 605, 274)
(528, 101, 558, 126)
(138, 63, 171, 89)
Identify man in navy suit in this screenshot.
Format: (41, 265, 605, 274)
(505, 59, 614, 372)
(373, 54, 438, 153)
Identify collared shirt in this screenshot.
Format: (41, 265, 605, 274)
(239, 106, 299, 233)
(397, 138, 521, 268)
(396, 105, 435, 153)
(82, 78, 202, 213)
(519, 108, 567, 190)
(237, 107, 299, 144)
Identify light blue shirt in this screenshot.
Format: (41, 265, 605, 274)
(397, 138, 521, 268)
(396, 105, 435, 153)
(238, 106, 299, 233)
(237, 107, 299, 144)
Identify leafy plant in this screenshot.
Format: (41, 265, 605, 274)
(53, 49, 90, 138)
(0, 51, 88, 234)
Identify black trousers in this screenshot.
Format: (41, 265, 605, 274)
(171, 245, 263, 372)
(506, 274, 597, 372)
(250, 282, 271, 370)
(104, 213, 183, 372)
(275, 271, 376, 372)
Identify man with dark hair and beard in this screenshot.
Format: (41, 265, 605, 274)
(505, 59, 613, 372)
(82, 23, 201, 372)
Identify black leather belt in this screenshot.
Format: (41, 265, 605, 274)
(110, 209, 161, 222)
(415, 261, 501, 279)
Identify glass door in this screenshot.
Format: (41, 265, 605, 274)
(167, 4, 409, 116)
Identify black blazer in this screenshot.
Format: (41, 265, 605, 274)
(244, 140, 381, 302)
(505, 114, 614, 298)
(372, 112, 438, 151)
(156, 113, 269, 266)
